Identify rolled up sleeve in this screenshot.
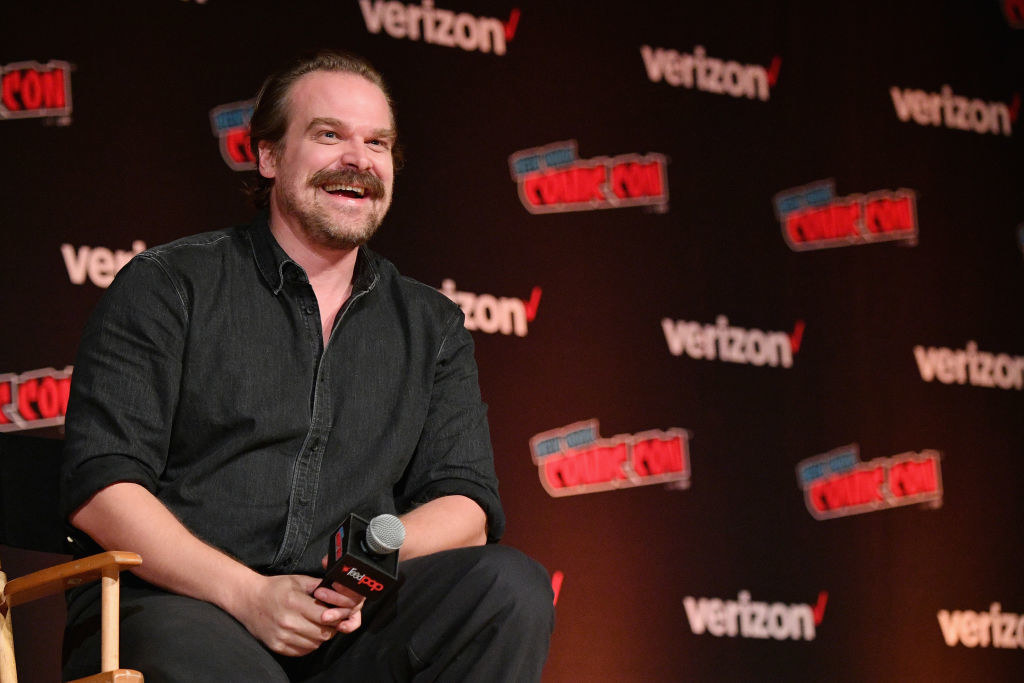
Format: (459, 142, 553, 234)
(60, 254, 187, 519)
(394, 310, 506, 542)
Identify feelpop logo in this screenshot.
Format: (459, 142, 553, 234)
(684, 590, 828, 641)
(359, 0, 520, 56)
(774, 179, 917, 251)
(509, 140, 669, 214)
(529, 419, 690, 498)
(640, 45, 781, 101)
(439, 279, 541, 337)
(0, 60, 72, 122)
(210, 99, 256, 171)
(0, 366, 73, 433)
(796, 444, 942, 520)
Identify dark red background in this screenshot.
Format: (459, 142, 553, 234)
(1, 1, 1022, 681)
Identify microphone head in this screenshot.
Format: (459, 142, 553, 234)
(366, 514, 406, 555)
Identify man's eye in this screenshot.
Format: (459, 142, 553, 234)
(319, 131, 337, 139)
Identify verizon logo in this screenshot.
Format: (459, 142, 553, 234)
(890, 85, 1019, 136)
(61, 240, 146, 288)
(359, 0, 520, 55)
(662, 315, 804, 368)
(684, 590, 828, 641)
(938, 603, 1024, 648)
(913, 341, 1023, 391)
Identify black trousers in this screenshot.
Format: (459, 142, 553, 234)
(63, 545, 554, 682)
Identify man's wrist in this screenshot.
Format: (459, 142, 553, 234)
(212, 564, 265, 617)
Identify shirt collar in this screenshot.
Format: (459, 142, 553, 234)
(248, 212, 379, 296)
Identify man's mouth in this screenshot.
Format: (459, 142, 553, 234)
(310, 168, 385, 201)
(322, 183, 366, 199)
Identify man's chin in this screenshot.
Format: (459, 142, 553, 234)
(309, 219, 380, 251)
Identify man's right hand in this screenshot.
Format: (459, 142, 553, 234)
(230, 573, 355, 657)
(70, 483, 363, 658)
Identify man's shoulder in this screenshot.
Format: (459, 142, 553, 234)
(142, 226, 248, 263)
(363, 247, 460, 318)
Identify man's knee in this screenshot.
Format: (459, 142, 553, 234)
(465, 545, 555, 630)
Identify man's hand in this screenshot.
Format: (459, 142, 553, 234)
(70, 484, 368, 657)
(313, 580, 366, 635)
(231, 573, 365, 657)
(316, 555, 367, 635)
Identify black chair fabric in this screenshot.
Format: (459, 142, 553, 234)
(0, 432, 66, 553)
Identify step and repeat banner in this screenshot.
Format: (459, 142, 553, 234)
(2, 1, 1022, 681)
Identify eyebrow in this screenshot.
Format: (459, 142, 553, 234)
(305, 116, 396, 141)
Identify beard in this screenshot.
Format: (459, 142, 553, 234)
(276, 168, 391, 250)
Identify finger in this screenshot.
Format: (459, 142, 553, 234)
(267, 626, 334, 657)
(321, 554, 329, 570)
(313, 584, 364, 608)
(335, 609, 363, 634)
(320, 602, 360, 624)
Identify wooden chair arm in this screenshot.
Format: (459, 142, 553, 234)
(71, 669, 144, 682)
(2, 551, 142, 609)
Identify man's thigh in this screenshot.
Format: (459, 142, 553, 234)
(63, 582, 289, 682)
(302, 544, 555, 682)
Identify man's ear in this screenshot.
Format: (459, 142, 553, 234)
(257, 140, 277, 179)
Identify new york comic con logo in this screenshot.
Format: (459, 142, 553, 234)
(0, 366, 73, 432)
(796, 444, 942, 520)
(210, 99, 256, 171)
(529, 419, 690, 497)
(773, 179, 917, 251)
(0, 60, 72, 122)
(509, 141, 669, 214)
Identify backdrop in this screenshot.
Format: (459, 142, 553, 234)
(2, 1, 1022, 681)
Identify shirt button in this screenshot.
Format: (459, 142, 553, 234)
(304, 305, 316, 315)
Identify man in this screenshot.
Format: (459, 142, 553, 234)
(60, 50, 554, 680)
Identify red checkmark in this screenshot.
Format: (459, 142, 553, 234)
(767, 55, 782, 87)
(503, 8, 521, 41)
(551, 570, 564, 606)
(813, 590, 829, 624)
(789, 319, 806, 353)
(524, 286, 542, 322)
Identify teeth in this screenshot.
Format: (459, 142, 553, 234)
(322, 183, 366, 197)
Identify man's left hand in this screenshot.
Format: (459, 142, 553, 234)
(316, 556, 367, 634)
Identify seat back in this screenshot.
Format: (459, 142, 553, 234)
(0, 433, 70, 682)
(0, 433, 66, 554)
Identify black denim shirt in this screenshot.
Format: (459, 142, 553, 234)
(60, 214, 504, 576)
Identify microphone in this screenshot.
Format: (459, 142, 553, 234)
(364, 513, 406, 555)
(320, 513, 405, 598)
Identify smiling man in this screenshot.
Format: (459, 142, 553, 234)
(60, 50, 554, 681)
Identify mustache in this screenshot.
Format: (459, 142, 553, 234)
(308, 168, 386, 199)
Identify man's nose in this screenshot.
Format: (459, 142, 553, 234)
(338, 141, 372, 171)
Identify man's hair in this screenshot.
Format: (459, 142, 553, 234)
(246, 49, 402, 208)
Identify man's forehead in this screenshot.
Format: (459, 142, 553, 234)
(287, 70, 393, 124)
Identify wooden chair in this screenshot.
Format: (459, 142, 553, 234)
(0, 433, 143, 683)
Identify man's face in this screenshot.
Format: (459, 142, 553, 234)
(260, 70, 396, 250)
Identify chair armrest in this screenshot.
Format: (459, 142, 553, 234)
(2, 551, 142, 609)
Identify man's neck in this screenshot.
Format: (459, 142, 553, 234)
(268, 209, 359, 296)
